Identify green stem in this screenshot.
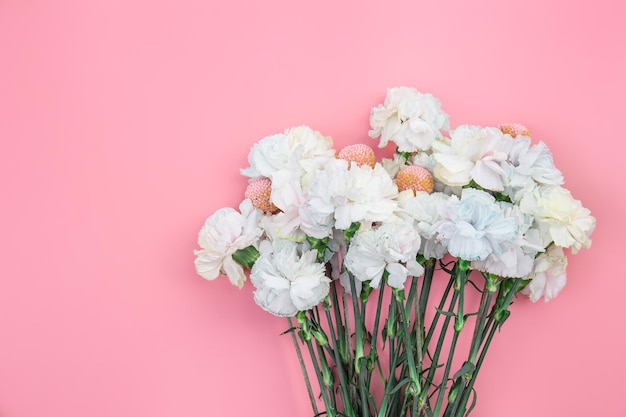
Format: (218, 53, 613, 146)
(418, 269, 457, 407)
(287, 317, 319, 416)
(316, 341, 337, 410)
(331, 281, 349, 366)
(431, 317, 461, 416)
(432, 262, 468, 416)
(347, 273, 369, 417)
(324, 306, 355, 417)
(378, 299, 402, 417)
(468, 280, 491, 363)
(396, 273, 423, 407)
(453, 278, 522, 416)
(305, 336, 336, 417)
(422, 272, 455, 357)
(397, 291, 421, 398)
(444, 275, 494, 417)
(367, 280, 386, 391)
(342, 292, 353, 363)
(418, 259, 435, 322)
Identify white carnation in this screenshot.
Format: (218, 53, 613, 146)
(522, 245, 568, 302)
(503, 138, 564, 202)
(432, 125, 513, 191)
(249, 242, 330, 317)
(194, 200, 263, 288)
(398, 191, 452, 259)
(369, 87, 449, 152)
(344, 218, 423, 289)
(241, 126, 335, 179)
(301, 159, 399, 237)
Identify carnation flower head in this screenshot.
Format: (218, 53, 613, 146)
(520, 185, 595, 252)
(245, 178, 279, 214)
(471, 203, 544, 278)
(301, 159, 399, 237)
(338, 144, 376, 168)
(522, 245, 568, 302)
(432, 125, 513, 191)
(249, 241, 330, 317)
(398, 191, 454, 259)
(435, 188, 518, 261)
(344, 217, 423, 289)
(369, 87, 450, 152)
(396, 165, 434, 194)
(499, 123, 531, 138)
(241, 126, 335, 180)
(194, 200, 263, 288)
(503, 138, 564, 202)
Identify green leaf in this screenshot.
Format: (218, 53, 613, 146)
(464, 388, 478, 417)
(452, 361, 476, 380)
(389, 377, 412, 395)
(434, 307, 457, 318)
(305, 235, 330, 262)
(280, 326, 298, 336)
(343, 222, 361, 242)
(395, 150, 411, 160)
(494, 192, 512, 203)
(496, 310, 511, 330)
(360, 281, 373, 303)
(231, 245, 259, 269)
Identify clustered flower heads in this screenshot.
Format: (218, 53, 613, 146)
(195, 86, 595, 314)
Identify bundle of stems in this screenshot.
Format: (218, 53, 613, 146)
(288, 257, 523, 417)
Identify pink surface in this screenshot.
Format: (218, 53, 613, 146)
(1, 1, 624, 416)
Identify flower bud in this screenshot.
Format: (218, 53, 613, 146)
(245, 178, 279, 214)
(498, 123, 531, 138)
(396, 165, 434, 194)
(338, 144, 376, 168)
(311, 329, 329, 347)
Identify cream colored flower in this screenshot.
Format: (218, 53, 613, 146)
(520, 185, 595, 253)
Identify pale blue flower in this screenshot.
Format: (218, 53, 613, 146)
(435, 188, 517, 261)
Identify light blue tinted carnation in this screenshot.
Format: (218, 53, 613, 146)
(436, 188, 518, 261)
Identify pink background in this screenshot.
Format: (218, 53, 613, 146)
(1, 0, 624, 416)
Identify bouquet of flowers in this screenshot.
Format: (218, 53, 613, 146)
(194, 87, 595, 416)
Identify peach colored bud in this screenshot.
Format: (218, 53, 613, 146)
(337, 144, 376, 168)
(396, 166, 434, 194)
(244, 178, 279, 214)
(499, 123, 531, 138)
